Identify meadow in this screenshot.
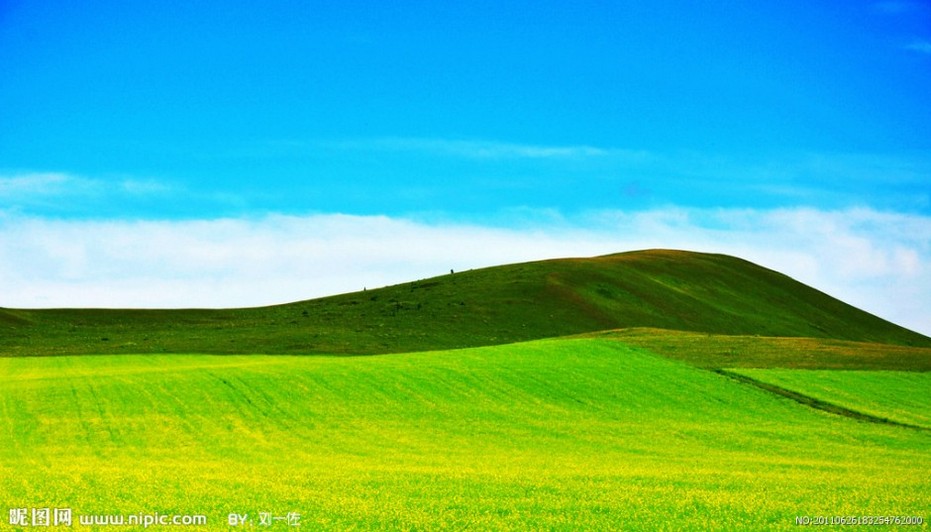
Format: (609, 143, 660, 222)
(2, 338, 928, 530)
(2, 251, 929, 529)
(732, 369, 931, 429)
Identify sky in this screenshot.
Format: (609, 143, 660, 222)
(1, 1, 930, 335)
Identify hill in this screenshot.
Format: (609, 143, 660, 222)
(2, 249, 929, 356)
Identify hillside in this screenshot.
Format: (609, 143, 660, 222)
(2, 249, 929, 356)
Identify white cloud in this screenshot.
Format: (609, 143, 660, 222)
(0, 172, 173, 203)
(328, 137, 637, 160)
(0, 208, 929, 336)
(119, 178, 174, 195)
(0, 172, 95, 198)
(905, 40, 931, 54)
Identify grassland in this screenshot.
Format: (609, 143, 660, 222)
(731, 369, 931, 429)
(601, 328, 931, 371)
(3, 250, 929, 357)
(1, 338, 928, 530)
(2, 250, 929, 529)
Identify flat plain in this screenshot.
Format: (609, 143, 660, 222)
(1, 338, 929, 530)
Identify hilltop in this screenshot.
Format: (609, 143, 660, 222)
(2, 249, 929, 356)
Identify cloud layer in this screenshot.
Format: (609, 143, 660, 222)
(1, 208, 929, 336)
(4, 145, 930, 220)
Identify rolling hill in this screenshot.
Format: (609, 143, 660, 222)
(3, 250, 929, 529)
(2, 249, 929, 357)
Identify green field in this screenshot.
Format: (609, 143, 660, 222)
(2, 251, 930, 529)
(731, 369, 931, 429)
(2, 338, 928, 530)
(605, 328, 931, 371)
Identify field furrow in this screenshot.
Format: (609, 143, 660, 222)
(729, 369, 931, 430)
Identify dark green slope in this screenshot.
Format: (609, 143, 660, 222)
(2, 249, 928, 356)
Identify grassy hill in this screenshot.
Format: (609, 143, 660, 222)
(2, 249, 929, 357)
(3, 250, 929, 528)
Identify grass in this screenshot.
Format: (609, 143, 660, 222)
(1, 338, 928, 530)
(603, 328, 931, 370)
(3, 250, 929, 357)
(731, 369, 931, 429)
(3, 250, 929, 529)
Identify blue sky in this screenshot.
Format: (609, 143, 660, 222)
(3, 0, 930, 218)
(1, 1, 931, 334)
